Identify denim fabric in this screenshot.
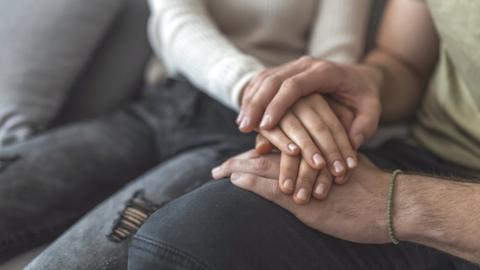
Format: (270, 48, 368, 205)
(26, 146, 244, 270)
(0, 109, 157, 261)
(129, 140, 480, 270)
(0, 79, 253, 267)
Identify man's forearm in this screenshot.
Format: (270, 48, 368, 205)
(394, 173, 480, 265)
(362, 50, 427, 123)
(358, 0, 439, 123)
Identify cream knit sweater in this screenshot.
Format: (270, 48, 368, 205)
(147, 0, 371, 110)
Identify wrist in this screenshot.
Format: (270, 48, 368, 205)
(390, 173, 425, 242)
(360, 62, 384, 98)
(393, 174, 460, 244)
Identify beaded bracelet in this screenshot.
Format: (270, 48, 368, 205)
(387, 169, 403, 245)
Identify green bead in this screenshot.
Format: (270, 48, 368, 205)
(387, 169, 403, 245)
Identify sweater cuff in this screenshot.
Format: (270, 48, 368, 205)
(230, 70, 263, 111)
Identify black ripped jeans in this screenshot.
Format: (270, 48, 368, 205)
(128, 140, 480, 270)
(0, 79, 253, 269)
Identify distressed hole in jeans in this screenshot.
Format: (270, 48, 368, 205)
(0, 154, 21, 173)
(108, 190, 161, 243)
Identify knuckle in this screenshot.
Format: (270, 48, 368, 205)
(259, 69, 270, 77)
(313, 61, 335, 72)
(282, 78, 301, 92)
(222, 159, 235, 169)
(311, 121, 328, 134)
(254, 158, 271, 172)
(239, 174, 257, 189)
(297, 56, 313, 66)
(264, 76, 281, 87)
(248, 98, 264, 111)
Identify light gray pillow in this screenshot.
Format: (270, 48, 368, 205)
(55, 0, 152, 125)
(0, 0, 125, 146)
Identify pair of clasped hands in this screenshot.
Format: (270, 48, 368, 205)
(212, 57, 381, 204)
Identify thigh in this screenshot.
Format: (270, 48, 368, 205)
(0, 108, 157, 259)
(25, 143, 245, 270)
(129, 181, 455, 270)
(138, 79, 253, 159)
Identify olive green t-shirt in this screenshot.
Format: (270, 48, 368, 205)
(412, 1, 480, 176)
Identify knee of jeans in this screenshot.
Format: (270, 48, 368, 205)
(129, 180, 282, 269)
(108, 191, 161, 243)
(134, 180, 256, 239)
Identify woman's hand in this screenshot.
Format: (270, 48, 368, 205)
(252, 94, 356, 203)
(256, 93, 357, 171)
(237, 56, 382, 149)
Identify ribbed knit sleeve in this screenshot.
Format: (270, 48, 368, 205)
(308, 0, 371, 63)
(147, 0, 265, 110)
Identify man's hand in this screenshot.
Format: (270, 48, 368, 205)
(212, 149, 338, 204)
(216, 150, 480, 264)
(237, 57, 382, 149)
(213, 150, 395, 243)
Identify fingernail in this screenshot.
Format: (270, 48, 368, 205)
(287, 143, 298, 153)
(353, 134, 365, 149)
(236, 110, 244, 124)
(296, 188, 308, 202)
(333, 161, 345, 174)
(211, 166, 222, 178)
(259, 114, 271, 128)
(312, 153, 324, 168)
(231, 173, 240, 181)
(283, 178, 294, 191)
(315, 183, 325, 197)
(346, 157, 357, 169)
(239, 117, 250, 130)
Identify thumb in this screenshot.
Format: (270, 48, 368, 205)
(255, 134, 273, 154)
(348, 103, 380, 149)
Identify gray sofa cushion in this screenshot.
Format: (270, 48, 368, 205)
(0, 0, 125, 146)
(56, 0, 152, 124)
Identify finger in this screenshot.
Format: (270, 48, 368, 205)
(239, 69, 278, 131)
(212, 155, 280, 180)
(230, 149, 260, 160)
(334, 166, 354, 185)
(230, 173, 297, 213)
(279, 113, 324, 169)
(279, 153, 300, 195)
(242, 69, 273, 107)
(239, 76, 282, 132)
(262, 62, 342, 129)
(259, 127, 300, 156)
(211, 149, 259, 179)
(349, 99, 381, 149)
(325, 97, 354, 130)
(306, 96, 357, 170)
(292, 102, 343, 175)
(293, 159, 318, 205)
(238, 69, 273, 124)
(313, 169, 333, 200)
(255, 134, 274, 155)
(240, 62, 308, 132)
